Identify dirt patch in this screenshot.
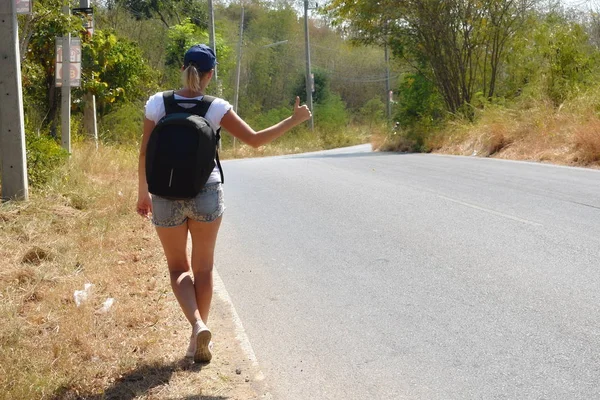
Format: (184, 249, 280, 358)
(21, 246, 55, 265)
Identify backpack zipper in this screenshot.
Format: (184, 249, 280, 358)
(169, 168, 174, 187)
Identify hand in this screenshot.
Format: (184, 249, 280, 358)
(292, 96, 312, 124)
(136, 192, 152, 219)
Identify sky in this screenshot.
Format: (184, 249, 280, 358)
(560, 0, 598, 10)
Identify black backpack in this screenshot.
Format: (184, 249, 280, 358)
(145, 90, 224, 199)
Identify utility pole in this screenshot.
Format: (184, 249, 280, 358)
(208, 0, 217, 81)
(385, 42, 392, 120)
(61, 5, 71, 153)
(303, 0, 314, 130)
(79, 0, 97, 147)
(233, 2, 245, 155)
(0, 0, 29, 201)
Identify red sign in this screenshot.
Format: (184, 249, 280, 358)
(55, 63, 81, 87)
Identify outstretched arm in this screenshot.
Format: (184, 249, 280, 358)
(220, 97, 312, 148)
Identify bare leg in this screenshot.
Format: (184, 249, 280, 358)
(188, 216, 222, 324)
(154, 222, 203, 326)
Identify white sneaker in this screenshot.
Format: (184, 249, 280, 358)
(185, 335, 196, 358)
(192, 322, 212, 363)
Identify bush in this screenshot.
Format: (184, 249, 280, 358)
(396, 72, 444, 128)
(98, 101, 145, 144)
(246, 105, 293, 131)
(358, 97, 385, 127)
(315, 94, 349, 133)
(25, 134, 69, 188)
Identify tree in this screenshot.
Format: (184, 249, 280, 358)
(327, 0, 538, 116)
(19, 0, 80, 135)
(107, 0, 208, 29)
(79, 30, 155, 115)
(504, 11, 598, 105)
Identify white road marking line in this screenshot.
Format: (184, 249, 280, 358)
(187, 234, 266, 382)
(213, 267, 266, 381)
(437, 194, 543, 227)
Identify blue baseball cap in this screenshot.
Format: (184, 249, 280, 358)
(184, 44, 218, 71)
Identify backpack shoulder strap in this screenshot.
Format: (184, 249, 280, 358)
(215, 146, 224, 185)
(162, 90, 179, 115)
(191, 95, 216, 117)
(197, 95, 224, 184)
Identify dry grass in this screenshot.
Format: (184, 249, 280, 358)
(434, 97, 600, 167)
(0, 143, 263, 400)
(572, 120, 600, 165)
(371, 131, 418, 153)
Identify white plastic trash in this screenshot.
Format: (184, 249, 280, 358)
(73, 283, 94, 307)
(97, 298, 115, 314)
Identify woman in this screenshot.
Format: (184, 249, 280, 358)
(136, 44, 312, 363)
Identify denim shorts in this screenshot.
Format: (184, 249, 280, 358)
(151, 184, 225, 228)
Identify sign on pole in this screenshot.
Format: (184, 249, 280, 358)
(72, 7, 94, 36)
(55, 37, 81, 87)
(55, 63, 81, 87)
(15, 0, 32, 14)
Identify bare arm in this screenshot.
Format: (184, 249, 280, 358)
(220, 97, 311, 148)
(136, 118, 155, 217)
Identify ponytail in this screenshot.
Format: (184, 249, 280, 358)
(182, 64, 210, 92)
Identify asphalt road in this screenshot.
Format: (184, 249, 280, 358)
(215, 144, 600, 400)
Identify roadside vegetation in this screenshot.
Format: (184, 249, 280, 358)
(0, 143, 264, 399)
(0, 143, 164, 398)
(329, 0, 600, 166)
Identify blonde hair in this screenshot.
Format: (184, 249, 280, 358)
(182, 64, 210, 92)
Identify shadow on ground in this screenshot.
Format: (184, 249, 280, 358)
(52, 360, 226, 400)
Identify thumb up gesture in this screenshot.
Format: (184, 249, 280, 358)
(292, 96, 312, 124)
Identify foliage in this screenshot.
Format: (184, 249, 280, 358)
(17, 0, 600, 170)
(358, 97, 385, 126)
(108, 0, 208, 29)
(245, 105, 294, 131)
(395, 72, 444, 127)
(505, 12, 599, 106)
(98, 101, 145, 144)
(165, 19, 209, 67)
(18, 0, 83, 133)
(235, 3, 302, 112)
(314, 94, 349, 133)
(162, 19, 233, 91)
(78, 30, 155, 116)
(326, 0, 537, 117)
(25, 134, 69, 187)
(294, 69, 331, 105)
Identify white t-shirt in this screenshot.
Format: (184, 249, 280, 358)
(144, 91, 232, 185)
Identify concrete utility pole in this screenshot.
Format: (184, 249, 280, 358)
(208, 0, 217, 81)
(61, 5, 71, 153)
(0, 0, 29, 201)
(303, 0, 315, 130)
